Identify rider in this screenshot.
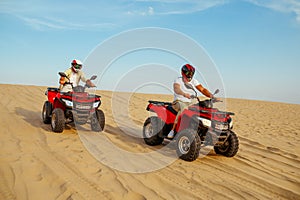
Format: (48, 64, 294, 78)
(167, 64, 216, 139)
(59, 59, 95, 92)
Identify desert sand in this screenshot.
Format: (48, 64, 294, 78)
(0, 84, 299, 200)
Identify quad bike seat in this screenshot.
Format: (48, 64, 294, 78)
(45, 87, 59, 96)
(47, 87, 59, 92)
(148, 100, 178, 115)
(148, 100, 172, 106)
(166, 105, 178, 115)
(60, 92, 72, 97)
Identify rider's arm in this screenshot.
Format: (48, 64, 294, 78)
(79, 71, 95, 87)
(59, 68, 72, 86)
(196, 84, 213, 98)
(174, 83, 190, 98)
(79, 71, 87, 83)
(86, 79, 95, 87)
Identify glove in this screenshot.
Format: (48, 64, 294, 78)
(59, 77, 65, 85)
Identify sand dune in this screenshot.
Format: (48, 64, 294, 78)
(0, 84, 299, 200)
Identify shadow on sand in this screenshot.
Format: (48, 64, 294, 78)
(15, 107, 75, 133)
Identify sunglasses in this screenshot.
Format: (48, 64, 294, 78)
(184, 71, 194, 78)
(74, 64, 82, 69)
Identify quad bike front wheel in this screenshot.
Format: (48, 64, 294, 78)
(51, 108, 65, 133)
(91, 109, 105, 132)
(176, 129, 201, 162)
(214, 131, 239, 157)
(42, 101, 52, 124)
(143, 116, 164, 146)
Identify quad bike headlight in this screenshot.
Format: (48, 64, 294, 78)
(62, 99, 73, 107)
(196, 117, 212, 127)
(229, 120, 233, 129)
(227, 118, 233, 129)
(93, 101, 100, 108)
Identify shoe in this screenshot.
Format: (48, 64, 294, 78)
(167, 130, 174, 139)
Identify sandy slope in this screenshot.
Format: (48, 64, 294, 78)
(0, 84, 299, 200)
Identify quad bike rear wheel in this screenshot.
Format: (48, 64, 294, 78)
(143, 116, 164, 146)
(176, 129, 201, 161)
(91, 109, 105, 132)
(42, 101, 52, 124)
(214, 131, 239, 157)
(51, 108, 65, 133)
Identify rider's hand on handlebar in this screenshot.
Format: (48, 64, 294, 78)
(183, 93, 192, 99)
(86, 80, 96, 88)
(59, 77, 65, 85)
(212, 97, 222, 102)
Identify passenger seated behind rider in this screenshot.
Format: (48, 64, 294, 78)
(59, 59, 95, 93)
(167, 64, 216, 139)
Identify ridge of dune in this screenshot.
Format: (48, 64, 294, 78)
(0, 84, 299, 200)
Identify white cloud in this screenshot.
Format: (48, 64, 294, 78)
(16, 15, 117, 31)
(133, 0, 203, 2)
(245, 0, 300, 23)
(0, 1, 118, 31)
(2, 0, 300, 31)
(133, 0, 300, 23)
(19, 16, 66, 30)
(148, 6, 154, 15)
(126, 0, 227, 16)
(126, 6, 155, 16)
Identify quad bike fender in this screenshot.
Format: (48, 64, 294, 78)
(175, 108, 213, 133)
(147, 104, 176, 124)
(46, 88, 59, 104)
(175, 113, 195, 133)
(53, 98, 66, 111)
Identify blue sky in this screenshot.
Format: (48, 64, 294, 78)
(0, 0, 300, 104)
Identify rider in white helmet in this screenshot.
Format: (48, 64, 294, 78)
(59, 59, 95, 92)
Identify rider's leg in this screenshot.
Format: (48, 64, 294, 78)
(167, 101, 190, 138)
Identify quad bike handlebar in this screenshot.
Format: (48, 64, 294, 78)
(186, 83, 222, 108)
(190, 95, 221, 108)
(59, 72, 97, 92)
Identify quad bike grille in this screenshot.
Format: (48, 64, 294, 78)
(72, 102, 93, 124)
(74, 102, 93, 110)
(212, 120, 230, 132)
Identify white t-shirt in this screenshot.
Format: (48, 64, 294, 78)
(61, 71, 79, 92)
(69, 71, 79, 87)
(173, 77, 200, 102)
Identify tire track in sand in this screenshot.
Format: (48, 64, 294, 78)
(33, 136, 111, 200)
(0, 165, 16, 200)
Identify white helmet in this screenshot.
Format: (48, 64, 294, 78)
(71, 59, 83, 73)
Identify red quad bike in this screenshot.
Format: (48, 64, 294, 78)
(42, 72, 105, 133)
(143, 86, 239, 162)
